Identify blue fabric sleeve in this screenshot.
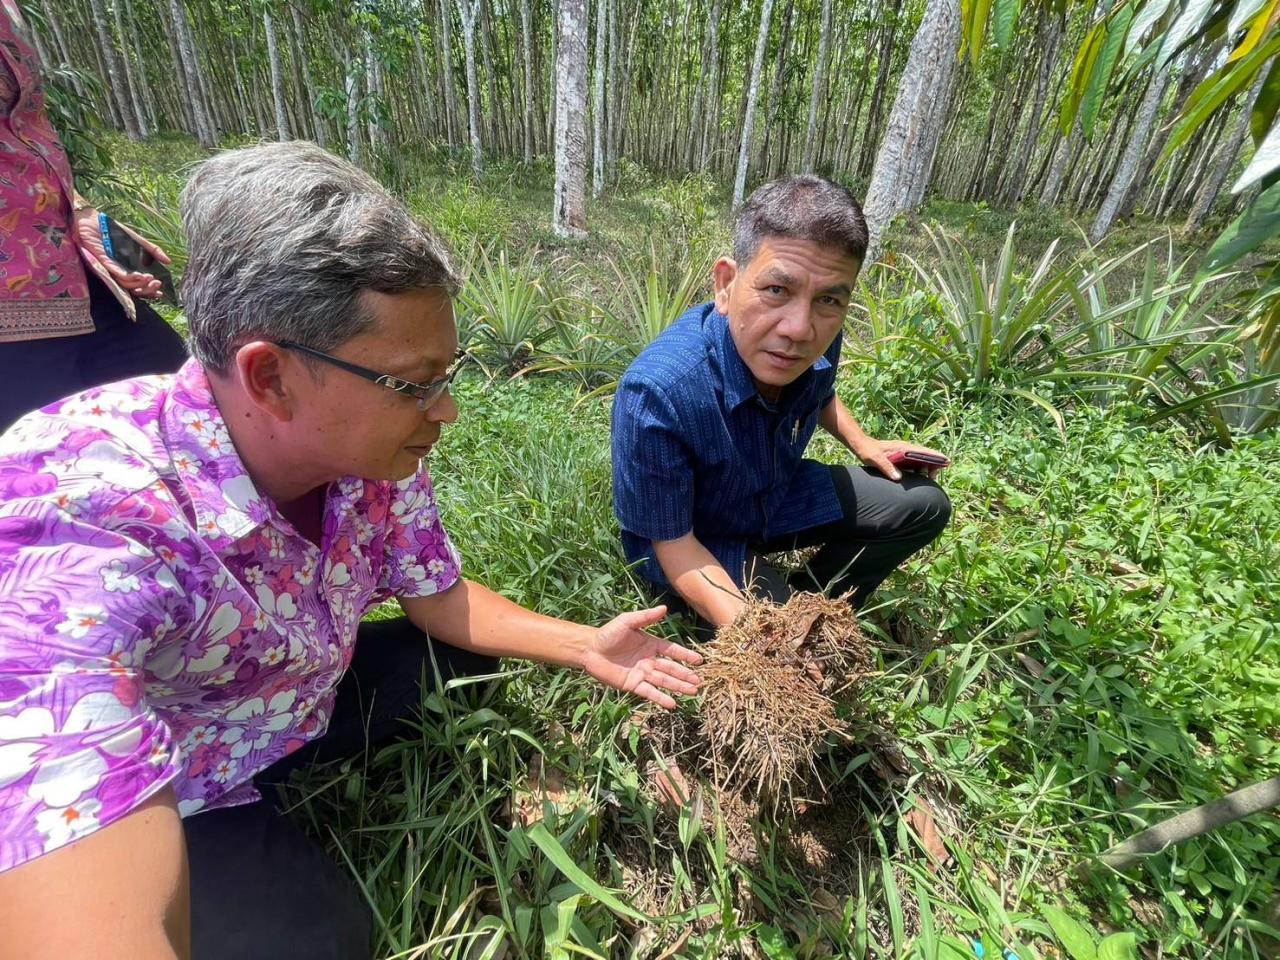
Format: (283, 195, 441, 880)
(611, 375, 695, 543)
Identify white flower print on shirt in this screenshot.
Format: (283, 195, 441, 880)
(219, 690, 297, 759)
(55, 606, 108, 639)
(101, 559, 142, 593)
(36, 797, 102, 851)
(181, 724, 218, 752)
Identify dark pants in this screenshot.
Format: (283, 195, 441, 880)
(665, 464, 951, 634)
(183, 618, 498, 960)
(0, 271, 188, 432)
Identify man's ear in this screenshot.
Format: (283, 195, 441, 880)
(712, 257, 738, 314)
(234, 341, 298, 422)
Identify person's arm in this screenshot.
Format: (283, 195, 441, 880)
(652, 531, 747, 628)
(398, 580, 702, 710)
(818, 395, 948, 481)
(0, 788, 189, 960)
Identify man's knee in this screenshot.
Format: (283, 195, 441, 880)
(901, 478, 952, 539)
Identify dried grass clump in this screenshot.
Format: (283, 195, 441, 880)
(645, 591, 874, 812)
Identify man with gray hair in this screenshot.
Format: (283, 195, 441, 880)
(0, 141, 701, 959)
(612, 175, 951, 632)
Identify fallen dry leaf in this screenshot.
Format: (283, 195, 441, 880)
(904, 797, 952, 871)
(508, 756, 580, 827)
(648, 757, 694, 811)
(1016, 652, 1046, 678)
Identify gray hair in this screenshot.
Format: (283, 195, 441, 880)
(734, 175, 868, 267)
(180, 141, 461, 373)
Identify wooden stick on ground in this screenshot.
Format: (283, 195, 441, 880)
(1081, 775, 1280, 879)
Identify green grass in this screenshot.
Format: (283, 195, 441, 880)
(88, 134, 1280, 958)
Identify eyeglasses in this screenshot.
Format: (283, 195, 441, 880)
(275, 340, 466, 411)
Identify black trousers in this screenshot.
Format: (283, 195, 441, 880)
(664, 464, 951, 634)
(183, 618, 497, 960)
(0, 271, 188, 433)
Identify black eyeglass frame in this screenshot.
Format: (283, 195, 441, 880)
(275, 340, 466, 411)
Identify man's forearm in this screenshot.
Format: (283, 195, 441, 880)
(653, 533, 746, 628)
(399, 579, 595, 668)
(819, 396, 869, 452)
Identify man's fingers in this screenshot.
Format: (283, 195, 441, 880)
(635, 681, 677, 710)
(648, 667, 699, 695)
(654, 657, 701, 686)
(875, 455, 903, 482)
(618, 604, 667, 631)
(655, 637, 703, 666)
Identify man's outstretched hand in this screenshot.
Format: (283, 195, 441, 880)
(580, 605, 703, 710)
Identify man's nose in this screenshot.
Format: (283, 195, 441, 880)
(426, 389, 458, 424)
(775, 302, 815, 342)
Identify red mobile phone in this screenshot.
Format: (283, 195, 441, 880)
(887, 449, 951, 470)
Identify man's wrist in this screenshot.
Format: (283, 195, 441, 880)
(560, 622, 596, 670)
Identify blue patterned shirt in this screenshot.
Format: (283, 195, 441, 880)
(611, 301, 844, 587)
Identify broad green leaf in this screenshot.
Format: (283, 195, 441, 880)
(993, 0, 1021, 49)
(1229, 0, 1271, 34)
(1161, 34, 1280, 164)
(1225, 0, 1279, 64)
(526, 821, 650, 923)
(1062, 16, 1108, 133)
(1098, 932, 1139, 960)
(1126, 0, 1172, 56)
(1234, 118, 1280, 192)
(1157, 0, 1214, 66)
(968, 0, 994, 64)
(1202, 181, 1280, 274)
(1254, 60, 1280, 147)
(1041, 904, 1098, 960)
(1145, 371, 1280, 423)
(1082, 5, 1135, 138)
(756, 924, 798, 960)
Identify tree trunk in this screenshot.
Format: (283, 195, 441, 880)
(264, 8, 291, 140)
(38, 0, 83, 95)
(732, 0, 777, 208)
(1184, 68, 1267, 233)
(111, 0, 149, 136)
(857, 2, 900, 182)
(123, 0, 158, 132)
(591, 0, 608, 195)
(758, 1, 792, 179)
(158, 0, 195, 133)
(863, 0, 961, 261)
(1001, 7, 1060, 205)
(1040, 118, 1081, 206)
(345, 40, 363, 165)
(1088, 64, 1171, 243)
(553, 0, 589, 238)
(459, 0, 483, 176)
(169, 0, 216, 146)
(438, 0, 460, 147)
(698, 0, 724, 171)
(521, 0, 536, 161)
(88, 0, 141, 139)
(801, 0, 832, 173)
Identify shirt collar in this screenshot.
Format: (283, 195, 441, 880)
(704, 304, 834, 413)
(160, 359, 275, 550)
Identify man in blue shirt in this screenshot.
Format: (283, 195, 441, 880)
(612, 175, 950, 632)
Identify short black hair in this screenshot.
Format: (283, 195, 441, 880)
(733, 175, 868, 266)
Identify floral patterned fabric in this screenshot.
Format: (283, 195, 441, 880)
(0, 7, 92, 340)
(0, 6, 137, 342)
(0, 359, 461, 872)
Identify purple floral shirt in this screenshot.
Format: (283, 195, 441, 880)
(0, 360, 461, 872)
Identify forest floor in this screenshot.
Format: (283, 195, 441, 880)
(89, 135, 1280, 959)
